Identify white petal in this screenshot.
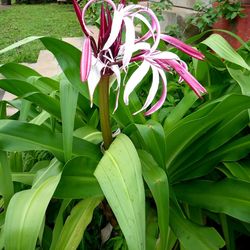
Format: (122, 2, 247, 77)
(87, 57, 105, 107)
(123, 60, 150, 105)
(133, 65, 159, 115)
(111, 64, 121, 112)
(123, 17, 135, 68)
(134, 13, 155, 42)
(103, 9, 124, 51)
(133, 42, 151, 52)
(152, 51, 180, 60)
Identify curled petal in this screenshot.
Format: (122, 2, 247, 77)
(161, 34, 205, 60)
(133, 65, 159, 115)
(166, 59, 207, 97)
(138, 8, 161, 52)
(103, 9, 124, 50)
(134, 13, 155, 43)
(82, 0, 116, 37)
(124, 60, 150, 105)
(144, 69, 167, 116)
(88, 57, 105, 107)
(81, 37, 92, 82)
(123, 17, 135, 68)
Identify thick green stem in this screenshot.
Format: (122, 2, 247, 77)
(99, 75, 113, 150)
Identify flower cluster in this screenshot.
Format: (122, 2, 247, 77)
(73, 0, 207, 115)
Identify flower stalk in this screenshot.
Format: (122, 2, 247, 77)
(99, 75, 113, 149)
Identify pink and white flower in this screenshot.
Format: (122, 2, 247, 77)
(72, 0, 207, 115)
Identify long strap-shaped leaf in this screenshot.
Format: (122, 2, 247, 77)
(139, 150, 169, 250)
(174, 179, 250, 223)
(55, 197, 102, 250)
(170, 206, 224, 250)
(4, 160, 62, 250)
(94, 134, 145, 250)
(0, 120, 101, 163)
(202, 34, 250, 70)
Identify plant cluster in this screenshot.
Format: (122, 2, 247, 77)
(187, 0, 245, 32)
(0, 0, 250, 249)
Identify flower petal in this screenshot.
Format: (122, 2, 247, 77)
(122, 17, 135, 68)
(166, 59, 207, 97)
(103, 9, 124, 50)
(134, 13, 155, 43)
(123, 60, 150, 105)
(133, 65, 159, 115)
(151, 51, 180, 60)
(88, 57, 105, 107)
(161, 34, 205, 60)
(80, 37, 92, 82)
(82, 0, 116, 36)
(144, 69, 167, 116)
(72, 0, 88, 35)
(111, 64, 121, 112)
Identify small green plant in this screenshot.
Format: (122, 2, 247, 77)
(187, 0, 245, 32)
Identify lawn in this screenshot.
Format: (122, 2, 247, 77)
(0, 3, 82, 64)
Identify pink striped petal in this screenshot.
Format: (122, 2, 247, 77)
(144, 69, 167, 116)
(133, 65, 159, 115)
(166, 59, 207, 97)
(80, 37, 92, 82)
(161, 34, 204, 60)
(123, 60, 150, 105)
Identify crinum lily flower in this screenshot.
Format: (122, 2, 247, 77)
(73, 0, 206, 116)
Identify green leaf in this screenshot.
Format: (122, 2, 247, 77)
(74, 126, 102, 144)
(0, 79, 61, 119)
(55, 197, 102, 250)
(164, 91, 198, 132)
(221, 162, 250, 182)
(50, 199, 71, 250)
(170, 207, 224, 250)
(202, 34, 250, 70)
(0, 36, 43, 55)
(169, 110, 249, 182)
(94, 134, 145, 250)
(4, 160, 62, 250)
(60, 80, 78, 161)
(165, 95, 250, 173)
(40, 37, 89, 99)
(12, 172, 35, 186)
(135, 120, 166, 169)
(185, 134, 250, 180)
(139, 150, 169, 250)
(0, 63, 40, 80)
(174, 179, 250, 223)
(0, 120, 101, 163)
(0, 151, 14, 211)
(55, 156, 103, 199)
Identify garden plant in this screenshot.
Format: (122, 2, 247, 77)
(0, 0, 250, 249)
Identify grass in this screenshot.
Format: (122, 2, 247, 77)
(0, 3, 82, 64)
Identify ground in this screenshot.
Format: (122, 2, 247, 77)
(0, 3, 82, 64)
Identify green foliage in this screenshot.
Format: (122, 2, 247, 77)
(0, 32, 250, 249)
(187, 0, 245, 32)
